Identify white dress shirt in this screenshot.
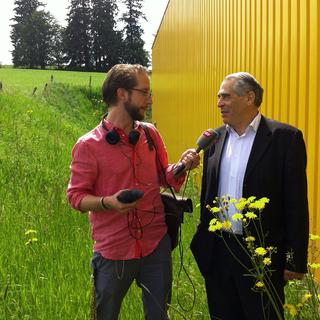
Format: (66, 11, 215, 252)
(218, 113, 261, 234)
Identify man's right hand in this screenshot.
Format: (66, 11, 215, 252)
(103, 190, 141, 213)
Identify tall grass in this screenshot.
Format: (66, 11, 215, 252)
(4, 69, 316, 319)
(0, 72, 209, 319)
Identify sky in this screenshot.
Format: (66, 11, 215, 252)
(0, 0, 169, 65)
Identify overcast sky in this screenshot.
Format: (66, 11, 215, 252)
(0, 0, 169, 65)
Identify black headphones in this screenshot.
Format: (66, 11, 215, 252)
(101, 114, 140, 146)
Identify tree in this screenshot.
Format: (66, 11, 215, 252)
(64, 0, 92, 71)
(11, 0, 43, 67)
(91, 0, 124, 71)
(11, 0, 62, 68)
(49, 25, 66, 69)
(121, 0, 150, 66)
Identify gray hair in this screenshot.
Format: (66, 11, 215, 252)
(224, 72, 264, 107)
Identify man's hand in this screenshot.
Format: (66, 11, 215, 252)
(177, 148, 200, 171)
(284, 269, 305, 281)
(103, 190, 140, 213)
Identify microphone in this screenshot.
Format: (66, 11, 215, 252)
(173, 129, 220, 177)
(117, 189, 144, 203)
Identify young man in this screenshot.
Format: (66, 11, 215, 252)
(191, 72, 309, 320)
(67, 64, 199, 320)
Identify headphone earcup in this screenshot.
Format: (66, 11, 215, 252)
(105, 130, 120, 145)
(128, 130, 140, 145)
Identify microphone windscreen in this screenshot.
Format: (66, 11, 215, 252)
(196, 129, 220, 152)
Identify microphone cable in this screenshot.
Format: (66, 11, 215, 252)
(173, 167, 197, 314)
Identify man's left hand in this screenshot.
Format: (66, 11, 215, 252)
(178, 148, 200, 171)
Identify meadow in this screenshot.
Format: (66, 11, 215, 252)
(0, 68, 209, 319)
(0, 68, 318, 319)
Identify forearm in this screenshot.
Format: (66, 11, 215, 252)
(79, 192, 138, 213)
(79, 194, 111, 212)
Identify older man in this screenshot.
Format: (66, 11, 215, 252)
(191, 72, 309, 320)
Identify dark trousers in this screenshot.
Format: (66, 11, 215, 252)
(205, 234, 285, 320)
(91, 234, 172, 320)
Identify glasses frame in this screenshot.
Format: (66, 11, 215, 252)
(129, 88, 153, 97)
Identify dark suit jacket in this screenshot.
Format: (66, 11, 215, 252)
(191, 116, 309, 277)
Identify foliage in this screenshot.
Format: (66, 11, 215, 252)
(64, 0, 92, 71)
(121, 0, 150, 66)
(284, 234, 320, 319)
(207, 196, 284, 319)
(91, 0, 124, 71)
(10, 0, 150, 71)
(207, 196, 320, 320)
(11, 0, 63, 69)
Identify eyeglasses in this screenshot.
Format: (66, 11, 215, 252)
(130, 88, 153, 97)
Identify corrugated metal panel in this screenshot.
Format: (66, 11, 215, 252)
(152, 0, 319, 241)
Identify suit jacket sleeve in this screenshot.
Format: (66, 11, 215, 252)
(283, 129, 309, 273)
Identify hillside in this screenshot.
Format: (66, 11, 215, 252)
(0, 68, 209, 319)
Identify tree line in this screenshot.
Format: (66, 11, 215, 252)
(10, 0, 150, 71)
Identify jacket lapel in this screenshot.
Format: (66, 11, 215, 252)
(244, 116, 272, 180)
(206, 128, 228, 195)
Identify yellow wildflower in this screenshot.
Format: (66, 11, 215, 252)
(248, 196, 256, 202)
(222, 220, 232, 230)
(208, 220, 223, 232)
(260, 197, 270, 203)
(245, 212, 257, 219)
(210, 206, 222, 213)
(255, 247, 267, 256)
(25, 229, 37, 235)
(232, 213, 243, 221)
(249, 197, 269, 210)
(209, 218, 218, 225)
(263, 257, 272, 266)
(284, 304, 298, 316)
(235, 200, 247, 211)
(245, 236, 255, 242)
(255, 281, 264, 288)
(25, 237, 38, 245)
(301, 293, 312, 304)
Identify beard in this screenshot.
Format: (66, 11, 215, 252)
(124, 100, 145, 121)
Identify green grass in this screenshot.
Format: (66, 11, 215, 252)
(0, 69, 209, 319)
(1, 68, 317, 319)
(0, 68, 105, 94)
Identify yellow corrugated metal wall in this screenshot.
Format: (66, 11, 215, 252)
(152, 0, 319, 239)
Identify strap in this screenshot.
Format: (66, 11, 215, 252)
(141, 123, 154, 151)
(141, 123, 177, 199)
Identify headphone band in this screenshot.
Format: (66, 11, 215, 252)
(101, 114, 140, 146)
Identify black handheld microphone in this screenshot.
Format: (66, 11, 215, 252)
(173, 129, 220, 177)
(117, 189, 144, 203)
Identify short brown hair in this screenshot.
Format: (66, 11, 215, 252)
(102, 64, 148, 105)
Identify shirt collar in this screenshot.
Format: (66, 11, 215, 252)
(226, 112, 261, 134)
